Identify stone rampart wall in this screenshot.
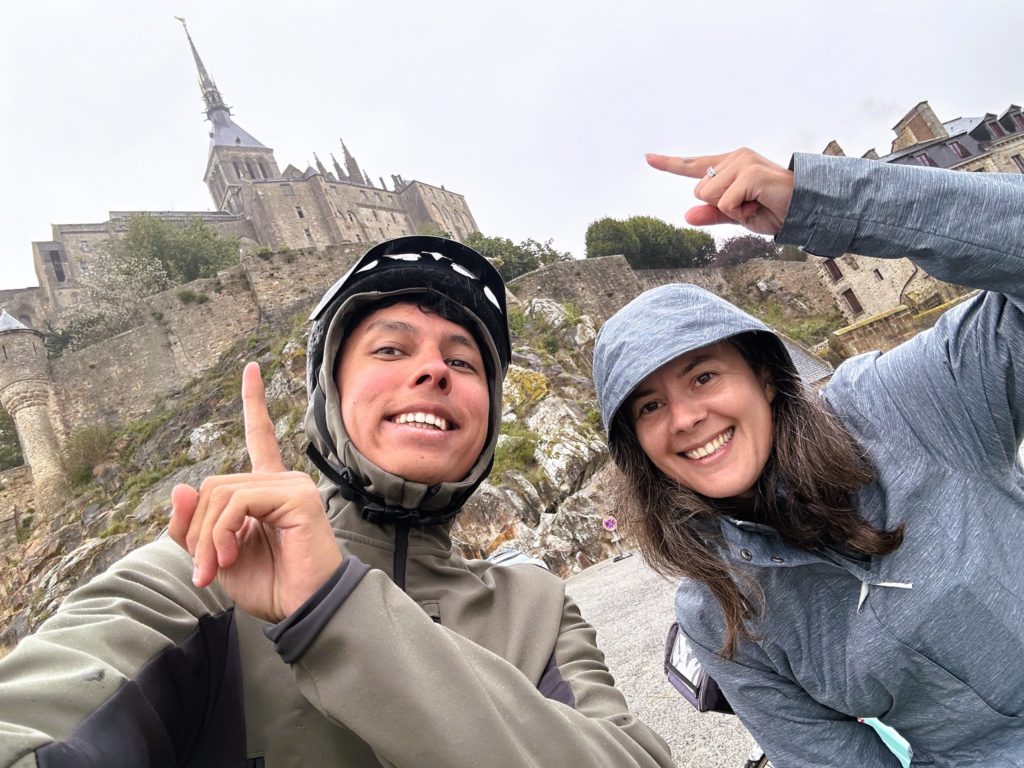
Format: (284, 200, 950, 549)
(636, 259, 835, 315)
(508, 256, 642, 323)
(241, 242, 364, 321)
(151, 270, 260, 380)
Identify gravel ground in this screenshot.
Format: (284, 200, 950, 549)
(566, 553, 761, 768)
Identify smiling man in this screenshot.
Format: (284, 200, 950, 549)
(0, 236, 674, 768)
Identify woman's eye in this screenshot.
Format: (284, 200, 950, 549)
(638, 400, 660, 416)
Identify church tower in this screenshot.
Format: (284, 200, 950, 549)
(178, 19, 281, 214)
(0, 311, 68, 513)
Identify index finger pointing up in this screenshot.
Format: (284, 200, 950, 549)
(645, 153, 731, 179)
(242, 361, 286, 473)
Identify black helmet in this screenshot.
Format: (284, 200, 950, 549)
(306, 236, 510, 398)
(303, 235, 510, 526)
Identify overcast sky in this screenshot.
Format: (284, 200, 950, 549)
(2, 1, 1022, 291)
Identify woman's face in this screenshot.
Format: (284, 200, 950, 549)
(626, 341, 775, 501)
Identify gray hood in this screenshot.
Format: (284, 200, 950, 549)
(304, 288, 505, 523)
(592, 283, 794, 434)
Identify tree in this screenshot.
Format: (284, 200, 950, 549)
(716, 234, 780, 266)
(109, 215, 240, 284)
(584, 218, 641, 262)
(464, 232, 572, 281)
(49, 216, 240, 353)
(584, 216, 716, 269)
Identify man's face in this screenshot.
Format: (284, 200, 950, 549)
(335, 302, 490, 486)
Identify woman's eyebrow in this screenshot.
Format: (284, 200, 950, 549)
(679, 353, 714, 376)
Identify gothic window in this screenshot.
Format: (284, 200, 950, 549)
(823, 259, 843, 281)
(304, 228, 313, 242)
(48, 251, 66, 283)
(296, 206, 305, 219)
(234, 161, 244, 179)
(246, 160, 258, 180)
(347, 213, 355, 223)
(842, 289, 863, 315)
(258, 161, 269, 179)
(873, 268, 883, 281)
(950, 141, 971, 159)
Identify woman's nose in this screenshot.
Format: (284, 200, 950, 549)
(669, 397, 705, 433)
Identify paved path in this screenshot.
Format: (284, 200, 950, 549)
(566, 554, 758, 768)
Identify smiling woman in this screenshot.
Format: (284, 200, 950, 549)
(593, 148, 1024, 766)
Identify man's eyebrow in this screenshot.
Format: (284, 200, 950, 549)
(363, 319, 416, 335)
(443, 331, 479, 351)
(362, 320, 479, 353)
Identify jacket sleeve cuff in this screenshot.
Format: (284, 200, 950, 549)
(776, 152, 861, 258)
(264, 556, 371, 663)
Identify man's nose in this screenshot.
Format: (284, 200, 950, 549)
(413, 354, 451, 394)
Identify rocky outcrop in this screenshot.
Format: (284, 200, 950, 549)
(0, 296, 619, 647)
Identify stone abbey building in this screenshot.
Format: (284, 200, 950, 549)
(4, 21, 478, 329)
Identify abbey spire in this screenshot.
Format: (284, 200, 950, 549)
(177, 18, 280, 213)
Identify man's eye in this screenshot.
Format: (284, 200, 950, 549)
(374, 346, 401, 356)
(448, 358, 476, 371)
(695, 372, 714, 386)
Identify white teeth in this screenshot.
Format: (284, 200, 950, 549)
(395, 412, 448, 431)
(683, 428, 734, 460)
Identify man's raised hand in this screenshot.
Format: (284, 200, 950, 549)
(645, 148, 795, 236)
(169, 362, 342, 622)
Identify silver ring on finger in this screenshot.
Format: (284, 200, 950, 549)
(706, 166, 717, 178)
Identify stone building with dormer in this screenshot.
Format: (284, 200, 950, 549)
(814, 100, 1024, 322)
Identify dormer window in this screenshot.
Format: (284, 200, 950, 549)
(914, 153, 936, 167)
(989, 122, 1006, 139)
(950, 141, 971, 159)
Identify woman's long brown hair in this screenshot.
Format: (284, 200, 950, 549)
(608, 332, 904, 659)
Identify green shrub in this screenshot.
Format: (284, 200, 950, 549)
(176, 288, 209, 305)
(65, 425, 113, 485)
(507, 308, 526, 337)
(563, 301, 582, 325)
(254, 247, 274, 261)
(492, 422, 540, 476)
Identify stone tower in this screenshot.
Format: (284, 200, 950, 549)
(178, 18, 282, 214)
(0, 311, 68, 512)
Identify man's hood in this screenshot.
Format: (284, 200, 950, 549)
(592, 283, 795, 434)
(304, 289, 505, 524)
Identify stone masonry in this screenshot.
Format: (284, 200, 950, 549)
(0, 319, 68, 514)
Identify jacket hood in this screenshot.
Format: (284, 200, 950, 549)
(592, 283, 795, 434)
(304, 288, 505, 526)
